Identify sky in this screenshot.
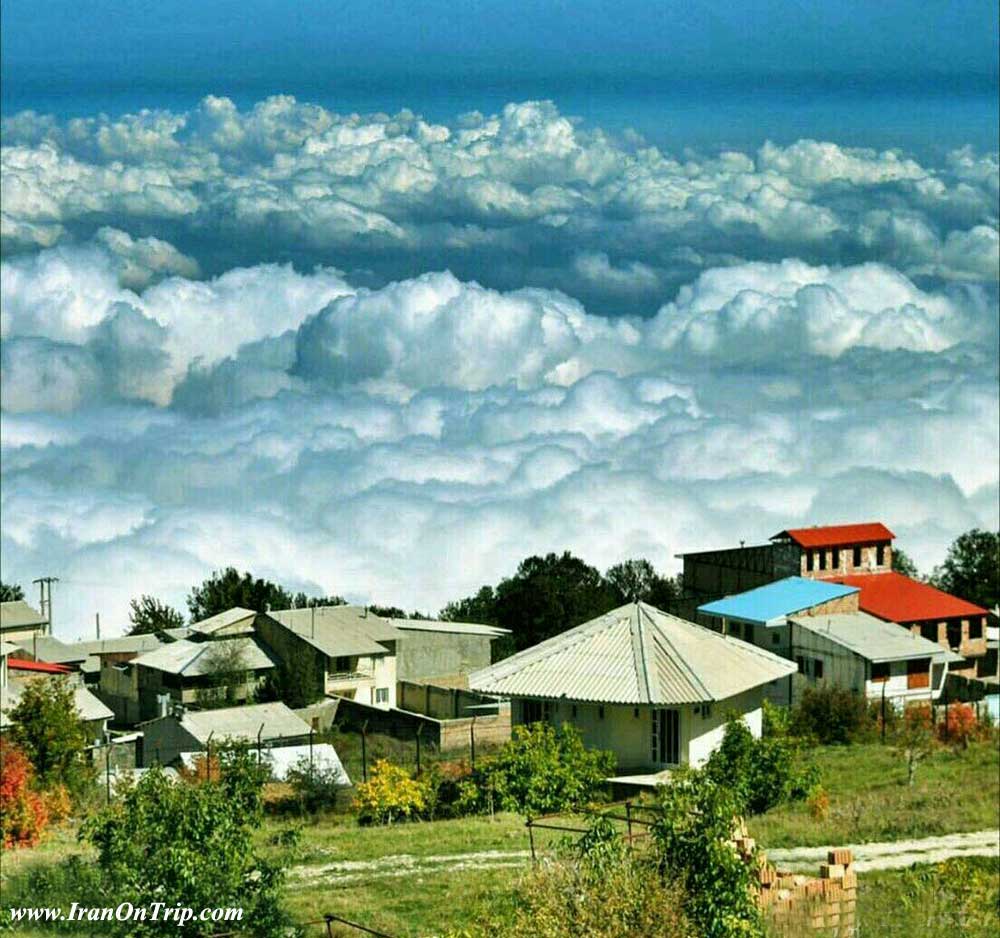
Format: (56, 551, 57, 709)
(1, 1, 998, 637)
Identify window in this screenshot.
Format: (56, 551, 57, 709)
(772, 632, 781, 645)
(852, 546, 862, 567)
(831, 548, 840, 569)
(523, 700, 543, 723)
(871, 662, 889, 683)
(806, 551, 815, 572)
(651, 708, 680, 765)
(375, 687, 389, 704)
(969, 618, 983, 640)
(818, 550, 827, 571)
(813, 659, 824, 679)
(946, 621, 961, 649)
(598, 706, 605, 720)
(876, 544, 886, 566)
(906, 658, 930, 689)
(571, 704, 578, 718)
(796, 656, 806, 673)
(921, 623, 938, 642)
(333, 656, 351, 674)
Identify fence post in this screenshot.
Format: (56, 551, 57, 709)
(105, 733, 112, 804)
(625, 800, 633, 848)
(415, 726, 422, 775)
(880, 682, 887, 743)
(361, 721, 369, 782)
(527, 817, 536, 862)
(470, 716, 476, 771)
(309, 727, 315, 775)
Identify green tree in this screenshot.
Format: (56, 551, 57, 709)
(195, 642, 252, 709)
(367, 605, 430, 620)
(652, 768, 763, 938)
(604, 558, 680, 610)
(440, 585, 499, 625)
(187, 567, 295, 621)
(891, 546, 921, 580)
(255, 654, 323, 708)
(81, 749, 289, 937)
(291, 591, 346, 608)
(8, 677, 92, 796)
(127, 594, 185, 635)
(932, 529, 999, 610)
(0, 581, 25, 602)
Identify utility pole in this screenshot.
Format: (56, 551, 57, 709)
(32, 576, 59, 635)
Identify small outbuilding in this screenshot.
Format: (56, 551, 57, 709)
(469, 601, 795, 775)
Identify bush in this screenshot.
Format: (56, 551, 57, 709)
(0, 743, 49, 849)
(652, 768, 764, 938)
(80, 747, 290, 937)
(789, 686, 873, 744)
(939, 703, 978, 748)
(286, 755, 350, 813)
(353, 759, 429, 824)
(704, 717, 817, 815)
(458, 723, 614, 817)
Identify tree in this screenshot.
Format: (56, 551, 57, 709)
(367, 605, 430, 620)
(891, 547, 921, 580)
(0, 742, 49, 848)
(0, 581, 25, 602)
(932, 529, 999, 610)
(187, 567, 295, 621)
(81, 750, 289, 937)
(8, 677, 91, 796)
(893, 705, 935, 786)
(127, 594, 185, 635)
(291, 592, 346, 609)
(440, 585, 499, 626)
(195, 642, 252, 709)
(604, 558, 680, 609)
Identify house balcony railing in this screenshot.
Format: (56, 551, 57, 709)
(326, 671, 373, 683)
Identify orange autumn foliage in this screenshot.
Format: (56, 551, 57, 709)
(0, 743, 49, 849)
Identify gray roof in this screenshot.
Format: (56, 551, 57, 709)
(12, 635, 90, 665)
(0, 680, 113, 727)
(1, 641, 19, 658)
(74, 634, 165, 656)
(790, 613, 965, 664)
(189, 607, 258, 637)
(269, 606, 402, 658)
(132, 637, 275, 676)
(388, 618, 510, 638)
(1, 600, 47, 630)
(469, 601, 796, 706)
(177, 702, 311, 744)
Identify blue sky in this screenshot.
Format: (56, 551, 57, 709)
(1, 1, 998, 635)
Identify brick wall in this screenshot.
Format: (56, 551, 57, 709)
(796, 593, 860, 617)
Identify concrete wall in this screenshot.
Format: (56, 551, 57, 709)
(395, 631, 496, 684)
(511, 687, 763, 773)
(98, 661, 142, 725)
(682, 543, 797, 603)
(397, 680, 499, 720)
(139, 718, 200, 767)
(253, 616, 328, 703)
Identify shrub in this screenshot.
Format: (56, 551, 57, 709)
(939, 703, 978, 748)
(353, 759, 428, 824)
(789, 686, 872, 744)
(81, 748, 290, 937)
(286, 754, 350, 813)
(0, 743, 49, 849)
(807, 785, 830, 821)
(652, 768, 764, 938)
(460, 723, 614, 817)
(704, 717, 816, 815)
(42, 784, 73, 824)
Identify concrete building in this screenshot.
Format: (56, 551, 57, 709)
(788, 613, 961, 706)
(678, 522, 895, 602)
(261, 606, 401, 708)
(0, 600, 48, 642)
(139, 701, 312, 768)
(386, 617, 509, 686)
(697, 577, 862, 703)
(832, 572, 990, 680)
(469, 601, 795, 777)
(102, 637, 276, 723)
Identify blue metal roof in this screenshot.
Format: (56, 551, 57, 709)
(698, 577, 859, 626)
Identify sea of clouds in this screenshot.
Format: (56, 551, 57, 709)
(1, 97, 997, 636)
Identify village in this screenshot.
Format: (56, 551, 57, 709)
(1, 521, 998, 937)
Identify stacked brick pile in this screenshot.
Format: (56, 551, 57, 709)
(730, 822, 857, 935)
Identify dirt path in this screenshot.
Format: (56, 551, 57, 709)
(289, 830, 999, 887)
(766, 829, 999, 872)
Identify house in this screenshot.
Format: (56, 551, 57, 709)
(678, 522, 894, 602)
(832, 572, 990, 679)
(139, 701, 312, 768)
(187, 607, 261, 639)
(788, 612, 962, 706)
(260, 606, 401, 708)
(696, 577, 861, 703)
(0, 659, 114, 745)
(469, 601, 795, 775)
(0, 600, 48, 642)
(385, 617, 510, 686)
(104, 637, 276, 723)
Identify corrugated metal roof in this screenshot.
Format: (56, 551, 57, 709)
(789, 612, 962, 663)
(132, 638, 275, 676)
(74, 634, 164, 655)
(8, 658, 71, 674)
(11, 636, 89, 664)
(1, 641, 20, 657)
(836, 572, 989, 622)
(698, 577, 859, 625)
(469, 602, 795, 705)
(74, 687, 114, 722)
(189, 607, 258, 636)
(387, 618, 510, 637)
(774, 523, 895, 549)
(0, 600, 47, 630)
(178, 702, 311, 744)
(269, 606, 401, 658)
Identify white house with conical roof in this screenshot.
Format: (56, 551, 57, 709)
(469, 602, 795, 773)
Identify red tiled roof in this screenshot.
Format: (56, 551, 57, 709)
(836, 572, 988, 623)
(7, 657, 72, 674)
(773, 523, 895, 549)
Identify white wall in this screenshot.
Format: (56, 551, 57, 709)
(686, 688, 764, 768)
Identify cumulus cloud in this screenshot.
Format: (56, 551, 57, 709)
(2, 97, 996, 311)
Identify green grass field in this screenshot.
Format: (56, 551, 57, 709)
(3, 740, 997, 937)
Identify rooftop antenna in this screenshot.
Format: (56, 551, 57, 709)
(311, 605, 315, 639)
(95, 612, 101, 641)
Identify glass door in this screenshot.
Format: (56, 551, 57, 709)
(651, 708, 680, 765)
